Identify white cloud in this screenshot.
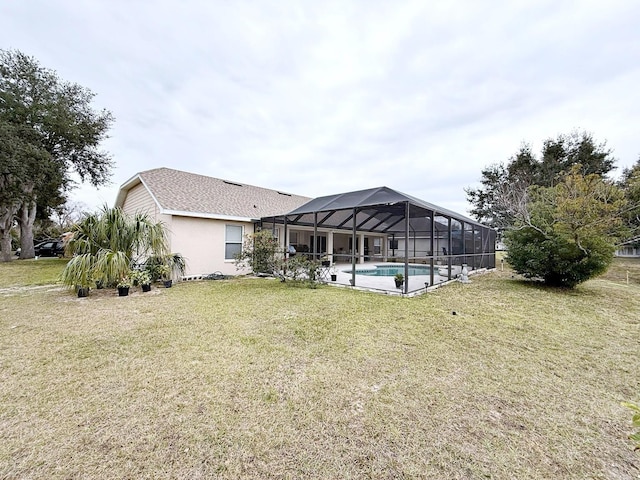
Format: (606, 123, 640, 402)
(2, 0, 639, 216)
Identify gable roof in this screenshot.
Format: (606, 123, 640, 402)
(115, 168, 310, 221)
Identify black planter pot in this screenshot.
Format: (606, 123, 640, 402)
(163, 280, 173, 288)
(321, 260, 331, 267)
(77, 287, 89, 298)
(141, 283, 151, 292)
(118, 286, 130, 297)
(395, 280, 404, 289)
(330, 274, 337, 281)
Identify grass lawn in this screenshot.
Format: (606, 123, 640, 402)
(1, 258, 639, 479)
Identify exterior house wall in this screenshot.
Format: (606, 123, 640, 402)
(170, 216, 254, 276)
(120, 182, 174, 249)
(121, 182, 173, 227)
(121, 183, 157, 215)
(615, 246, 640, 257)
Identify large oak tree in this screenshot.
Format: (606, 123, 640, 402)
(0, 49, 113, 261)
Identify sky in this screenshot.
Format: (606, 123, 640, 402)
(2, 0, 639, 216)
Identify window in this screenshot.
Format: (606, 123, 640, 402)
(389, 238, 399, 250)
(225, 225, 243, 260)
(373, 238, 381, 255)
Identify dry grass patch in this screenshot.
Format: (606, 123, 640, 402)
(0, 261, 639, 478)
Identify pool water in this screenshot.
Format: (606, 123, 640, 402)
(343, 264, 433, 277)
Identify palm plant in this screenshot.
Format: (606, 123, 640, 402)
(144, 252, 187, 281)
(61, 206, 173, 290)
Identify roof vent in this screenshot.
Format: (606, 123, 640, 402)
(223, 180, 243, 187)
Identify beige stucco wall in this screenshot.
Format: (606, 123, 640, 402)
(170, 216, 254, 276)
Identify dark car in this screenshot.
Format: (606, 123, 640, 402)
(34, 239, 65, 257)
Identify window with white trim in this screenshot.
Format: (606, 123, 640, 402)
(373, 238, 382, 255)
(225, 225, 243, 260)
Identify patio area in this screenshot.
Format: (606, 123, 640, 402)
(320, 261, 466, 296)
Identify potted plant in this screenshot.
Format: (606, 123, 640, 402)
(60, 254, 93, 298)
(394, 272, 404, 289)
(77, 285, 90, 298)
(140, 271, 152, 292)
(330, 267, 337, 282)
(117, 275, 131, 296)
(145, 253, 186, 288)
(131, 270, 152, 292)
(158, 265, 172, 288)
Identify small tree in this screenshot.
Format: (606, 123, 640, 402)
(505, 166, 627, 288)
(61, 206, 182, 291)
(234, 230, 282, 274)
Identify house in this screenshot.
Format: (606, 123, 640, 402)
(115, 168, 311, 276)
(615, 236, 640, 257)
(116, 168, 496, 294)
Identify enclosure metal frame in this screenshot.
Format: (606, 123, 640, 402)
(261, 187, 496, 294)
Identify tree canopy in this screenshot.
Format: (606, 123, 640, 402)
(466, 131, 637, 288)
(505, 166, 627, 287)
(466, 131, 616, 230)
(618, 157, 640, 238)
(0, 49, 113, 261)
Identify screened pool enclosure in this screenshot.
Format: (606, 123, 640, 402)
(261, 187, 496, 295)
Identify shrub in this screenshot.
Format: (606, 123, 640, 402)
(280, 255, 321, 288)
(234, 230, 282, 274)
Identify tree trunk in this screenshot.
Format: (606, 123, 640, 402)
(0, 221, 13, 262)
(0, 206, 18, 262)
(18, 200, 37, 259)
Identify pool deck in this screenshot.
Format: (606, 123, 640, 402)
(325, 262, 463, 296)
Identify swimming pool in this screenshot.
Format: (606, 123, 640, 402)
(343, 264, 433, 277)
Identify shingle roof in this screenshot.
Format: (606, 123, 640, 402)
(119, 168, 311, 219)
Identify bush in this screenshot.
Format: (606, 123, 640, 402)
(280, 255, 321, 288)
(234, 230, 282, 274)
(505, 227, 614, 288)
